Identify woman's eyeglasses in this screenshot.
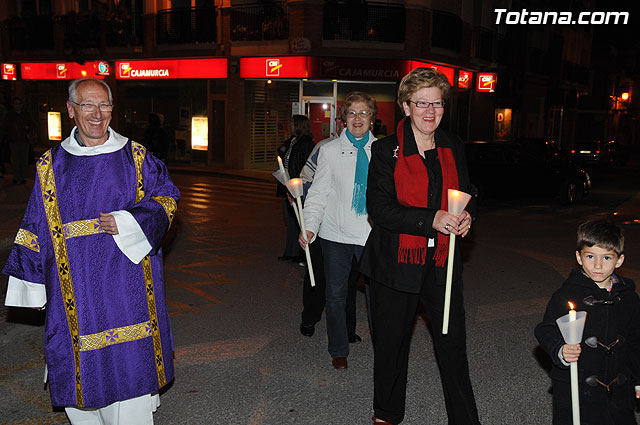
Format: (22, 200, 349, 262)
(407, 100, 445, 109)
(346, 110, 372, 119)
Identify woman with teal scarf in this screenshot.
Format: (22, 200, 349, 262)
(300, 92, 378, 370)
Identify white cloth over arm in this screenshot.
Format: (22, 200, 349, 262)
(5, 277, 46, 308)
(110, 210, 152, 264)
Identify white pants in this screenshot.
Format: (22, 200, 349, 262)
(65, 393, 159, 425)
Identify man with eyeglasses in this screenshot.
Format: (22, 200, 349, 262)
(3, 78, 179, 424)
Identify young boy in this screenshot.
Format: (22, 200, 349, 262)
(535, 219, 640, 425)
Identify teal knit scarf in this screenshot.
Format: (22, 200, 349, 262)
(345, 129, 370, 216)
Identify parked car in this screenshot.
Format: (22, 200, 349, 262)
(465, 141, 591, 204)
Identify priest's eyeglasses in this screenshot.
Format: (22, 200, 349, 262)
(70, 101, 114, 113)
(407, 100, 445, 109)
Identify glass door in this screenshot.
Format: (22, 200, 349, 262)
(302, 97, 335, 143)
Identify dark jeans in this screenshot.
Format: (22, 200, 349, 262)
(282, 198, 302, 258)
(319, 238, 363, 358)
(370, 265, 480, 425)
(301, 239, 359, 338)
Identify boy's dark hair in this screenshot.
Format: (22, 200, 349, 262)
(577, 219, 624, 255)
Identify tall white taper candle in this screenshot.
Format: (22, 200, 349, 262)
(442, 233, 456, 334)
(295, 196, 316, 287)
(569, 305, 580, 425)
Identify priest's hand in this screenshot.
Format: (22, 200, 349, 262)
(99, 212, 119, 235)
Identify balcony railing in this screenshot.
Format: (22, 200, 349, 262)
(156, 7, 217, 44)
(230, 2, 288, 41)
(323, 2, 405, 43)
(62, 10, 142, 50)
(6, 15, 54, 50)
(63, 12, 100, 49)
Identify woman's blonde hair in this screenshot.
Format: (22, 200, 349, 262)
(397, 68, 450, 110)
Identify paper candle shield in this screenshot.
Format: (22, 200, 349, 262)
(272, 169, 290, 186)
(556, 311, 587, 344)
(285, 178, 304, 199)
(447, 189, 472, 215)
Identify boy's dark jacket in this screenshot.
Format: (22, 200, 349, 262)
(535, 269, 640, 424)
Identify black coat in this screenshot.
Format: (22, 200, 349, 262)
(535, 269, 640, 425)
(359, 120, 476, 293)
(276, 134, 314, 197)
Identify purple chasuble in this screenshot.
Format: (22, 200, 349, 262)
(3, 138, 179, 408)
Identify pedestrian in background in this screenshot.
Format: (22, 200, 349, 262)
(300, 92, 377, 369)
(4, 97, 35, 184)
(298, 116, 361, 343)
(360, 68, 479, 424)
(277, 115, 314, 264)
(143, 112, 170, 165)
(3, 78, 179, 425)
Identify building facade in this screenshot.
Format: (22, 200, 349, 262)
(1, 0, 634, 170)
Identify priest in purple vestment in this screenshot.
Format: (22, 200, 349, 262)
(3, 78, 179, 425)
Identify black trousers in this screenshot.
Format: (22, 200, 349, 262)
(370, 266, 480, 425)
(282, 198, 302, 258)
(301, 239, 359, 337)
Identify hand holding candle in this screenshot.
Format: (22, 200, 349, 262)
(442, 189, 472, 335)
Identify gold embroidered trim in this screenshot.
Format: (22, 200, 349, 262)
(36, 150, 84, 407)
(143, 257, 166, 386)
(79, 321, 152, 352)
(15, 229, 40, 252)
(152, 196, 177, 227)
(133, 141, 167, 387)
(132, 142, 146, 203)
(63, 218, 104, 239)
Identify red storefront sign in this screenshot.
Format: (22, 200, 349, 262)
(458, 70, 472, 89)
(116, 58, 227, 79)
(409, 61, 455, 86)
(477, 73, 497, 93)
(20, 62, 107, 80)
(308, 57, 406, 81)
(239, 57, 308, 79)
(2, 63, 17, 80)
(239, 56, 466, 86)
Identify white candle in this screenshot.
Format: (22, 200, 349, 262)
(568, 301, 581, 425)
(284, 178, 316, 288)
(442, 189, 472, 335)
(442, 233, 456, 334)
(277, 155, 286, 174)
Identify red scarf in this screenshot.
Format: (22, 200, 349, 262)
(393, 117, 459, 267)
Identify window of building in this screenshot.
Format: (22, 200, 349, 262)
(431, 10, 461, 52)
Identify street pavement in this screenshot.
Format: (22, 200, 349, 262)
(1, 161, 639, 425)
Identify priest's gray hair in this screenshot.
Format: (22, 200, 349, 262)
(68, 79, 113, 104)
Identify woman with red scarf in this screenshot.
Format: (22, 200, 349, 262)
(360, 68, 480, 425)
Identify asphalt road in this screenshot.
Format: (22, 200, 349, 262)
(0, 159, 639, 425)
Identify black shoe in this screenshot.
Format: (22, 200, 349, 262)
(348, 334, 362, 343)
(300, 323, 315, 337)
